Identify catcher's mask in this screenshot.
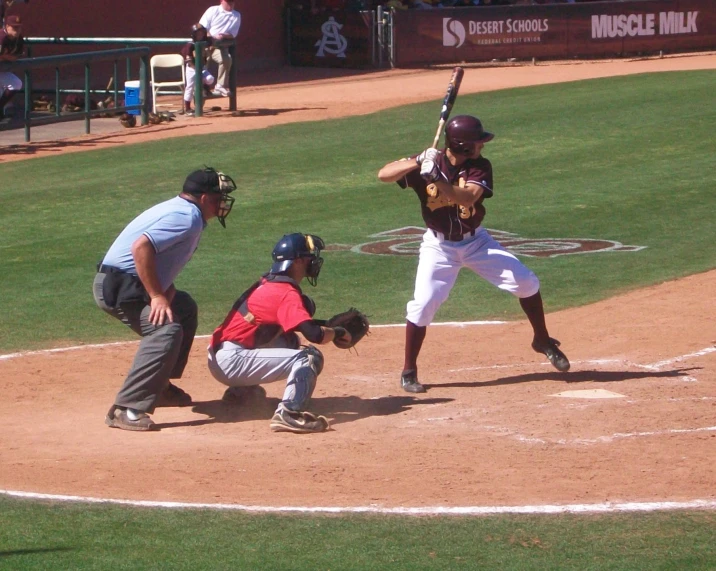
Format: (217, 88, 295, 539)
(182, 166, 236, 228)
(270, 233, 325, 287)
(445, 115, 494, 155)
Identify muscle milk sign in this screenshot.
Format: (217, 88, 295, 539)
(592, 11, 699, 38)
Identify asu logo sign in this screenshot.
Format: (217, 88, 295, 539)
(443, 18, 466, 48)
(325, 227, 646, 257)
(315, 17, 348, 58)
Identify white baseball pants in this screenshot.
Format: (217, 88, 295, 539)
(406, 227, 540, 327)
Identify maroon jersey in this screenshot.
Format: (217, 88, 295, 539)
(397, 152, 494, 238)
(211, 277, 312, 350)
(0, 29, 24, 57)
(181, 39, 212, 67)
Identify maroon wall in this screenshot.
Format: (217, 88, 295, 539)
(393, 0, 716, 66)
(6, 0, 286, 71)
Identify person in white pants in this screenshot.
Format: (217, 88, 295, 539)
(181, 24, 215, 116)
(377, 114, 570, 394)
(0, 14, 25, 121)
(208, 233, 352, 434)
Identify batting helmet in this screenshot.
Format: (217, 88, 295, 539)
(270, 233, 325, 286)
(445, 115, 494, 155)
(191, 23, 208, 43)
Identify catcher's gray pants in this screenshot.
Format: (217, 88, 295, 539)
(93, 272, 198, 413)
(211, 47, 231, 89)
(208, 337, 321, 412)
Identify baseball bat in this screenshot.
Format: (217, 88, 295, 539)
(431, 66, 464, 149)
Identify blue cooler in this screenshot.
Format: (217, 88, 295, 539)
(124, 80, 141, 116)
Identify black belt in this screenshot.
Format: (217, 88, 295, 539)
(97, 263, 122, 274)
(431, 229, 476, 242)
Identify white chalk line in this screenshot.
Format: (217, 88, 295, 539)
(1, 490, 714, 515)
(0, 321, 506, 362)
(510, 426, 716, 445)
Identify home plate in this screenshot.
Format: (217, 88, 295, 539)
(552, 389, 626, 399)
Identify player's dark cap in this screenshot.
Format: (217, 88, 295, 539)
(183, 168, 222, 195)
(5, 15, 22, 29)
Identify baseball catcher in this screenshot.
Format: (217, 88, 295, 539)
(208, 233, 356, 434)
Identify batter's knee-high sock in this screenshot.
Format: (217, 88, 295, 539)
(519, 291, 550, 345)
(403, 320, 427, 372)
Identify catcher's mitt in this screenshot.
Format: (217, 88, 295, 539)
(119, 113, 136, 128)
(326, 308, 370, 349)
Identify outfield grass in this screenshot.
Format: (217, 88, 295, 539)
(0, 70, 714, 352)
(1, 70, 715, 566)
(0, 497, 714, 570)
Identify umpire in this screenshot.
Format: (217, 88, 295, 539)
(93, 167, 236, 431)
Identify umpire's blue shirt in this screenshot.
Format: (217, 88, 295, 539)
(102, 196, 207, 292)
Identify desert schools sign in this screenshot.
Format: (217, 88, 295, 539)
(392, 0, 715, 66)
(325, 227, 646, 258)
(592, 11, 698, 39)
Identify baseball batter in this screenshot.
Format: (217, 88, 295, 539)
(377, 115, 570, 393)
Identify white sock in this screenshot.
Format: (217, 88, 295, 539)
(126, 408, 142, 421)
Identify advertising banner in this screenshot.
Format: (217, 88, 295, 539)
(288, 10, 375, 68)
(393, 0, 715, 66)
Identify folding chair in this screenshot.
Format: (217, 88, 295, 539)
(149, 54, 185, 114)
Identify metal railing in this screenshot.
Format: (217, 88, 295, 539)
(24, 37, 238, 118)
(0, 47, 150, 142)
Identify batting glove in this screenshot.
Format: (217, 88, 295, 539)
(415, 147, 439, 166)
(420, 158, 442, 183)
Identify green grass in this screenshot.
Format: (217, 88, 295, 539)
(1, 70, 715, 567)
(1, 70, 715, 351)
(0, 497, 714, 570)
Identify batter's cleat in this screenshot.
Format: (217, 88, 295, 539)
(156, 382, 193, 407)
(532, 337, 571, 372)
(400, 369, 426, 393)
(105, 406, 156, 432)
(222, 385, 267, 404)
(270, 404, 329, 434)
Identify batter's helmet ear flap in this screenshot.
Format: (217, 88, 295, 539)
(445, 115, 494, 155)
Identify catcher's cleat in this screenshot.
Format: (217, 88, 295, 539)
(222, 385, 267, 404)
(105, 406, 156, 432)
(400, 369, 426, 393)
(532, 337, 570, 372)
(156, 382, 193, 407)
(270, 404, 329, 434)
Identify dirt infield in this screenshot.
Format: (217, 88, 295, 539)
(1, 54, 715, 508)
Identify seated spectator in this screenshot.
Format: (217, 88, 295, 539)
(181, 24, 215, 116)
(0, 14, 24, 121)
(384, 0, 408, 9)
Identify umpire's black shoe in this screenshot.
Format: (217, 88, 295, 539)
(400, 369, 426, 393)
(532, 337, 570, 372)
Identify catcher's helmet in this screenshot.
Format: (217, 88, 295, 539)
(445, 115, 494, 155)
(182, 167, 237, 228)
(271, 233, 325, 286)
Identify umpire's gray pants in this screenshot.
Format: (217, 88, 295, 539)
(93, 272, 198, 413)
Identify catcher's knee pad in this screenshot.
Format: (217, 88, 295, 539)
(301, 344, 324, 376)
